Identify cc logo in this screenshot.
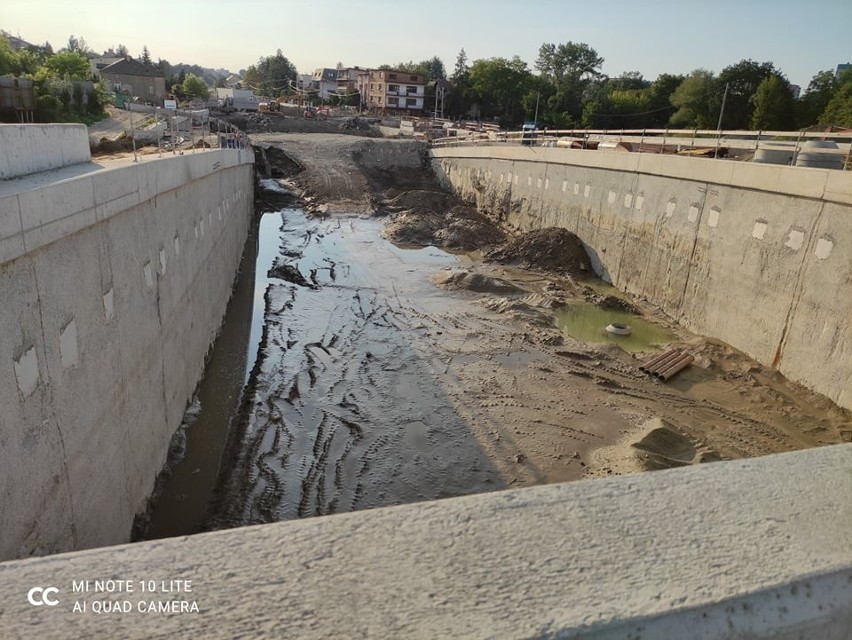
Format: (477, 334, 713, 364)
(27, 587, 59, 606)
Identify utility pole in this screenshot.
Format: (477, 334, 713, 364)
(716, 82, 729, 131)
(714, 82, 729, 158)
(533, 91, 540, 128)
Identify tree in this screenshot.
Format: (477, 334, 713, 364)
(797, 70, 838, 127)
(468, 56, 533, 126)
(669, 69, 719, 128)
(116, 44, 129, 58)
(751, 74, 796, 130)
(44, 50, 91, 79)
(65, 35, 91, 56)
(452, 48, 469, 82)
(141, 45, 152, 66)
(182, 73, 209, 100)
(645, 73, 684, 127)
(608, 71, 649, 91)
(535, 42, 604, 126)
(536, 42, 604, 85)
(242, 49, 297, 96)
(717, 59, 776, 129)
(426, 56, 446, 81)
(818, 70, 852, 128)
(446, 48, 472, 117)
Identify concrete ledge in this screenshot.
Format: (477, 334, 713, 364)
(0, 124, 91, 180)
(0, 149, 251, 265)
(431, 145, 852, 204)
(0, 444, 850, 639)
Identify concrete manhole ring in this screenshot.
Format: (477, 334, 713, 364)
(605, 322, 633, 336)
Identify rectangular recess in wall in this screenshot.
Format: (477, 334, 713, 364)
(14, 346, 39, 398)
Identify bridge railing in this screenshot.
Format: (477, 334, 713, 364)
(431, 127, 852, 170)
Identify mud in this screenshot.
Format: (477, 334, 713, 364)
(147, 134, 850, 538)
(485, 227, 592, 275)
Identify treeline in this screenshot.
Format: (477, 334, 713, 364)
(0, 34, 106, 123)
(385, 43, 852, 130)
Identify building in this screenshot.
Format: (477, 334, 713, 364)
(366, 69, 425, 114)
(789, 84, 801, 100)
(311, 68, 339, 101)
(90, 53, 125, 80)
(837, 63, 852, 80)
(100, 58, 166, 104)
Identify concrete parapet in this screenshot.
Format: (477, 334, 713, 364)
(0, 444, 850, 638)
(431, 147, 852, 411)
(0, 148, 254, 559)
(0, 124, 91, 180)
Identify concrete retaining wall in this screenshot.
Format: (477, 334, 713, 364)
(0, 443, 850, 638)
(0, 124, 91, 180)
(0, 137, 254, 560)
(431, 146, 852, 411)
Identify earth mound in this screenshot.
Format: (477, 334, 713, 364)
(486, 228, 591, 275)
(432, 270, 521, 294)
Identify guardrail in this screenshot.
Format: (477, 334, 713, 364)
(121, 105, 250, 161)
(431, 127, 852, 169)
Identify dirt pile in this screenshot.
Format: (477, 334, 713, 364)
(431, 270, 522, 294)
(589, 418, 723, 477)
(385, 204, 506, 250)
(486, 228, 591, 275)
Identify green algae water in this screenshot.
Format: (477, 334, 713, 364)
(553, 303, 675, 352)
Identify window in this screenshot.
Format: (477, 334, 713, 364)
(388, 97, 399, 106)
(388, 73, 397, 80)
(388, 84, 399, 94)
(406, 85, 417, 94)
(406, 97, 417, 107)
(410, 75, 418, 81)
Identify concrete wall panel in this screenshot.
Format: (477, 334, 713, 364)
(0, 124, 90, 179)
(0, 147, 253, 560)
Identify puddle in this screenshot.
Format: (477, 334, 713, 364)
(553, 302, 675, 352)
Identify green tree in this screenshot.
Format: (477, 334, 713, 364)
(182, 73, 209, 100)
(65, 35, 91, 56)
(818, 70, 852, 128)
(535, 41, 604, 125)
(468, 56, 533, 126)
(645, 73, 684, 127)
(446, 48, 471, 117)
(750, 74, 796, 130)
(116, 44, 129, 58)
(797, 70, 838, 127)
(243, 49, 297, 96)
(717, 59, 776, 129)
(452, 48, 469, 82)
(44, 50, 91, 79)
(141, 45, 152, 66)
(669, 69, 718, 128)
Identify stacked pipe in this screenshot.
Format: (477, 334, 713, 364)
(638, 348, 694, 381)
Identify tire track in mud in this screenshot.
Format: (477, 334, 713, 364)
(208, 212, 506, 529)
(207, 206, 850, 530)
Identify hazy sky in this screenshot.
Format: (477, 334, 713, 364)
(3, 0, 850, 88)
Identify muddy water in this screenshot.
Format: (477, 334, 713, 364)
(143, 214, 263, 539)
(553, 303, 675, 352)
(210, 211, 506, 527)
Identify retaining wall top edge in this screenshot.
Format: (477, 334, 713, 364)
(430, 146, 852, 202)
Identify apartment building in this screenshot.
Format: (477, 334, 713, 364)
(366, 69, 425, 114)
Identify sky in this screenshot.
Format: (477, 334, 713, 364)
(2, 0, 851, 89)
